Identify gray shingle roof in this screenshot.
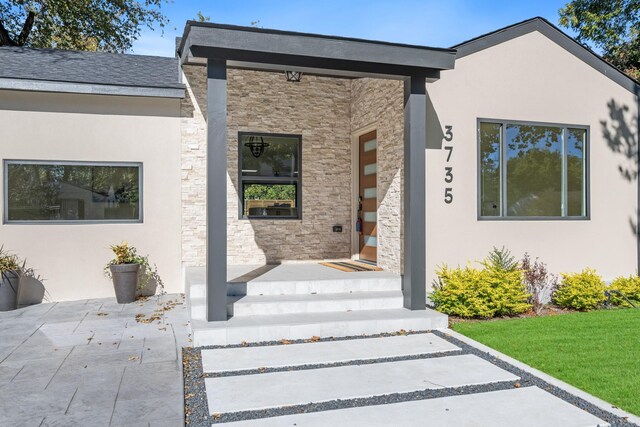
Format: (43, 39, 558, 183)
(0, 47, 183, 90)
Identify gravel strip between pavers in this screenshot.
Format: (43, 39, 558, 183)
(432, 330, 638, 427)
(204, 349, 465, 378)
(183, 347, 211, 427)
(183, 329, 638, 426)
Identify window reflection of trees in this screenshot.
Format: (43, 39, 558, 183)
(241, 136, 298, 178)
(7, 163, 139, 221)
(479, 123, 585, 218)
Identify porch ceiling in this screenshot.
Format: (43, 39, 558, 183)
(178, 22, 456, 80)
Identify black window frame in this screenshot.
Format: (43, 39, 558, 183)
(3, 159, 143, 224)
(477, 118, 590, 221)
(238, 131, 302, 220)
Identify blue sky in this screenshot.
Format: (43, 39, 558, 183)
(132, 0, 577, 57)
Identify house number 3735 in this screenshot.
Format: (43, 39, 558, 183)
(443, 125, 453, 204)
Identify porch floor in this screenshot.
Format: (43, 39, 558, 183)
(191, 262, 400, 284)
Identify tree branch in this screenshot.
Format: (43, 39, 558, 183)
(16, 11, 36, 46)
(0, 19, 17, 47)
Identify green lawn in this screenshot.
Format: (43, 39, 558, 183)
(452, 309, 640, 416)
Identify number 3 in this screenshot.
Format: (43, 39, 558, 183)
(444, 125, 453, 142)
(445, 188, 453, 204)
(444, 167, 453, 183)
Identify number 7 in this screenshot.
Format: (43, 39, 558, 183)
(444, 146, 453, 162)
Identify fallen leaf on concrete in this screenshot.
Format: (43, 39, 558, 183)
(128, 356, 139, 361)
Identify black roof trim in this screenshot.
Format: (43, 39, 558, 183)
(452, 17, 640, 95)
(178, 21, 455, 57)
(178, 21, 456, 77)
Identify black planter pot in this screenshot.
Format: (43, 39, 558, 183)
(0, 270, 20, 311)
(110, 264, 140, 304)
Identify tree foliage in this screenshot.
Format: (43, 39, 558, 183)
(480, 124, 585, 216)
(0, 0, 167, 52)
(244, 184, 295, 202)
(560, 0, 640, 79)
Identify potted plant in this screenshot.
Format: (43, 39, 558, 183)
(17, 265, 46, 309)
(137, 262, 164, 297)
(104, 242, 164, 303)
(0, 246, 21, 311)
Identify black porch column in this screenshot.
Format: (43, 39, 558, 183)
(206, 59, 228, 321)
(402, 75, 427, 310)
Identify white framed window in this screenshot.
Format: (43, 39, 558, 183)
(3, 160, 142, 223)
(478, 120, 588, 219)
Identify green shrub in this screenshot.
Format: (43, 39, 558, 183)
(609, 275, 640, 307)
(554, 269, 606, 310)
(485, 246, 519, 272)
(432, 262, 531, 319)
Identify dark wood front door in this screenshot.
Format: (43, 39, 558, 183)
(358, 130, 378, 263)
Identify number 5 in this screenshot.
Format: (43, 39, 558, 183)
(444, 125, 453, 142)
(445, 188, 453, 204)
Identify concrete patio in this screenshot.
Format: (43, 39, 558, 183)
(0, 294, 190, 427)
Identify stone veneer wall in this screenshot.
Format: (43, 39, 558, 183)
(350, 79, 404, 273)
(181, 65, 353, 265)
(181, 65, 208, 266)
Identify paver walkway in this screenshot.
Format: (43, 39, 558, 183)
(0, 294, 190, 427)
(187, 331, 637, 426)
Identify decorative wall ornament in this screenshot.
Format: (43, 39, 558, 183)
(244, 135, 270, 158)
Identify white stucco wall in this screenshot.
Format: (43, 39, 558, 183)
(0, 90, 183, 301)
(426, 30, 639, 287)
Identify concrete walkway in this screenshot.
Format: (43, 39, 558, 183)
(189, 331, 638, 426)
(0, 294, 190, 427)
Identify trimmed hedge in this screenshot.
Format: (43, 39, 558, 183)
(609, 275, 640, 307)
(432, 263, 531, 318)
(554, 269, 606, 310)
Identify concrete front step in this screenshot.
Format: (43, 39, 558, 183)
(229, 291, 404, 316)
(227, 276, 401, 296)
(188, 291, 405, 320)
(188, 282, 206, 299)
(187, 277, 402, 299)
(191, 308, 448, 346)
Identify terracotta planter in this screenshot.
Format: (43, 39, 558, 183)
(136, 268, 158, 297)
(0, 270, 20, 311)
(110, 264, 140, 304)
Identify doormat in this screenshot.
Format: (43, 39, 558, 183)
(320, 261, 383, 272)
